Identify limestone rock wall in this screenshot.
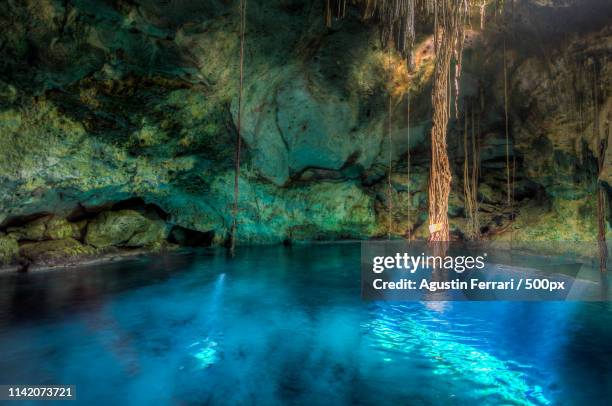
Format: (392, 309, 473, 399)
(0, 0, 610, 266)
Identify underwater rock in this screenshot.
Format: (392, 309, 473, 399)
(19, 238, 97, 267)
(85, 210, 168, 249)
(0, 234, 19, 265)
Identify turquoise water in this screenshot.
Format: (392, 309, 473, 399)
(0, 243, 611, 405)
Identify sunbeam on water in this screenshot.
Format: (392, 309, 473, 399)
(189, 339, 219, 370)
(0, 244, 611, 405)
(187, 272, 225, 370)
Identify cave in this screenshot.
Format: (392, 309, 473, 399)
(169, 226, 215, 247)
(0, 0, 611, 405)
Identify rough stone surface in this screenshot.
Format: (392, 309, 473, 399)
(85, 210, 168, 248)
(7, 216, 78, 241)
(19, 238, 96, 266)
(0, 234, 19, 265)
(0, 0, 609, 252)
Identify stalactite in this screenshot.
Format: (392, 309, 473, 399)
(230, 0, 247, 256)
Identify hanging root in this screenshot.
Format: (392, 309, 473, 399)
(428, 0, 469, 244)
(325, 0, 417, 68)
(598, 141, 608, 272)
(387, 44, 394, 239)
(480, 0, 486, 29)
(463, 101, 480, 240)
(598, 188, 608, 272)
(324, 1, 477, 246)
(503, 34, 511, 207)
(230, 0, 247, 256)
(471, 104, 481, 239)
(406, 94, 412, 239)
(592, 62, 608, 272)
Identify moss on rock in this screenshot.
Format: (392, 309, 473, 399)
(8, 218, 47, 241)
(0, 234, 19, 265)
(85, 210, 168, 248)
(19, 238, 97, 266)
(8, 216, 78, 241)
(0, 0, 608, 250)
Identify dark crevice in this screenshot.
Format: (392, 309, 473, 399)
(66, 202, 113, 222)
(111, 198, 170, 221)
(0, 213, 51, 230)
(169, 226, 215, 247)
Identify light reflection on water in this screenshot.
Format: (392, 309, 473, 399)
(365, 303, 550, 405)
(0, 244, 610, 405)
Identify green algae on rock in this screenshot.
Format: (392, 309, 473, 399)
(7, 215, 79, 241)
(0, 234, 19, 265)
(19, 238, 97, 267)
(0, 0, 609, 261)
(85, 210, 168, 249)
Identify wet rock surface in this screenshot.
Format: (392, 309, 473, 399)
(0, 234, 19, 265)
(19, 238, 97, 267)
(7, 215, 79, 241)
(85, 210, 168, 249)
(0, 203, 177, 269)
(0, 0, 610, 269)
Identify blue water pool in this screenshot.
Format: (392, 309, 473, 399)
(0, 243, 611, 405)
